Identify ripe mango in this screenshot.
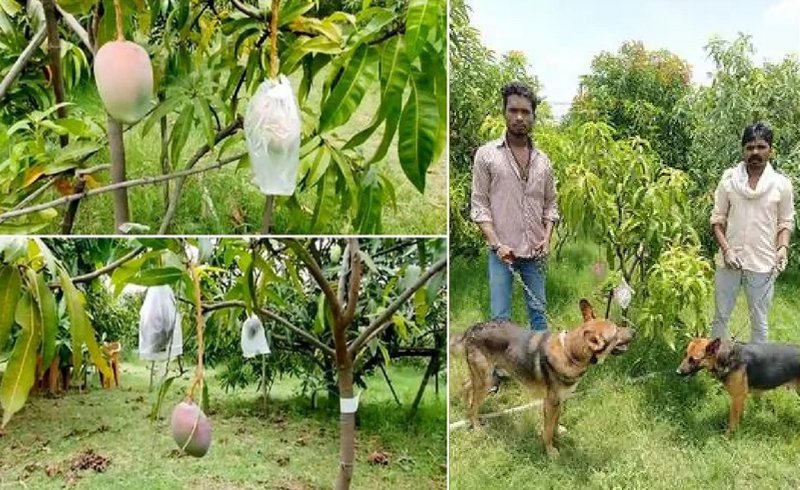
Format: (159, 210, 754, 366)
(170, 401, 212, 457)
(94, 41, 153, 124)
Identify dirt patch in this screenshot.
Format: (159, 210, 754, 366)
(69, 448, 111, 473)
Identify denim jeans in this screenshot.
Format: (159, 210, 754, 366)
(488, 250, 548, 331)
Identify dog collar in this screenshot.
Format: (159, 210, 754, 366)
(559, 331, 581, 367)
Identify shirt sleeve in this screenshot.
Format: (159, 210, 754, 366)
(542, 163, 559, 223)
(470, 148, 493, 223)
(777, 177, 795, 232)
(710, 174, 730, 226)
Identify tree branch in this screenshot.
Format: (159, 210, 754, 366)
(202, 300, 335, 358)
(56, 5, 93, 55)
(0, 26, 46, 101)
(0, 153, 246, 224)
(349, 256, 446, 357)
(158, 116, 243, 234)
(231, 0, 263, 19)
(282, 239, 344, 324)
(342, 239, 361, 327)
(48, 246, 146, 288)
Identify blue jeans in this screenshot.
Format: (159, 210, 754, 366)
(488, 250, 548, 331)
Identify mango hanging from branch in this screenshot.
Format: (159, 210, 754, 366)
(170, 400, 212, 457)
(93, 41, 154, 124)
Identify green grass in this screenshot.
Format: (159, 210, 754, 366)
(0, 360, 446, 489)
(449, 241, 800, 489)
(35, 71, 445, 235)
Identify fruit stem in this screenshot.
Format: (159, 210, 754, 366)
(270, 0, 280, 79)
(113, 0, 124, 41)
(187, 261, 205, 401)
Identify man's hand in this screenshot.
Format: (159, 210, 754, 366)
(723, 248, 742, 270)
(775, 246, 789, 272)
(533, 239, 550, 259)
(496, 244, 514, 264)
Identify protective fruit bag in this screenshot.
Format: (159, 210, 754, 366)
(244, 75, 302, 196)
(138, 285, 183, 361)
(240, 314, 270, 358)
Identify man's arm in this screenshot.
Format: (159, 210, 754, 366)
(774, 178, 795, 270)
(710, 176, 740, 268)
(470, 149, 496, 246)
(537, 163, 559, 255)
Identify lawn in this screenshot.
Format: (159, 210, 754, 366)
(28, 70, 446, 235)
(0, 359, 446, 489)
(448, 241, 800, 489)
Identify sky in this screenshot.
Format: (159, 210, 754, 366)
(467, 0, 800, 118)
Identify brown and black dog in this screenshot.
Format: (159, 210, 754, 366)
(452, 299, 636, 456)
(677, 337, 800, 433)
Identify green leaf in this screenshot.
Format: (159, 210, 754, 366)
(129, 267, 185, 287)
(392, 314, 409, 342)
(58, 268, 112, 383)
(1, 292, 41, 428)
(28, 270, 58, 368)
(348, 7, 395, 46)
(193, 98, 216, 148)
(405, 0, 438, 59)
(304, 145, 331, 188)
(170, 105, 195, 166)
(368, 111, 399, 164)
(311, 167, 338, 231)
(319, 44, 379, 132)
(314, 292, 326, 335)
(142, 96, 182, 137)
(0, 265, 21, 350)
(413, 287, 428, 324)
(149, 375, 179, 422)
(398, 74, 438, 192)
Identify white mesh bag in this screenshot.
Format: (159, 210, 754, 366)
(138, 285, 183, 361)
(241, 314, 270, 358)
(244, 75, 301, 196)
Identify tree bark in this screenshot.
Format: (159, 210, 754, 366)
(42, 0, 68, 147)
(107, 117, 130, 230)
(334, 361, 355, 490)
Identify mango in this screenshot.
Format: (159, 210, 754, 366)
(170, 401, 211, 457)
(94, 41, 153, 124)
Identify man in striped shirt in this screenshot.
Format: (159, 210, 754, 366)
(470, 81, 559, 334)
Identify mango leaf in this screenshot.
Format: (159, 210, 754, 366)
(348, 7, 395, 47)
(1, 292, 41, 428)
(58, 268, 112, 383)
(311, 167, 338, 231)
(397, 73, 438, 192)
(170, 105, 195, 166)
(392, 313, 409, 342)
(0, 265, 21, 349)
(142, 96, 183, 137)
(129, 267, 185, 287)
(413, 287, 428, 324)
(319, 44, 379, 132)
(27, 270, 58, 368)
(405, 0, 438, 59)
(149, 375, 179, 422)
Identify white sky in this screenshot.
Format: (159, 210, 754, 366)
(467, 0, 800, 118)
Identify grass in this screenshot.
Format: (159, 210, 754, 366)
(0, 360, 446, 489)
(33, 69, 445, 235)
(448, 241, 800, 489)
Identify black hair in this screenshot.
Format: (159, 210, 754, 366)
(502, 82, 538, 113)
(741, 122, 773, 147)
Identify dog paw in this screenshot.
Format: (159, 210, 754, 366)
(545, 445, 559, 458)
(557, 424, 567, 435)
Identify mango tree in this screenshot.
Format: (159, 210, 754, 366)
(0, 0, 446, 234)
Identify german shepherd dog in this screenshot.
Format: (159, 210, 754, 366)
(452, 299, 636, 456)
(677, 337, 800, 433)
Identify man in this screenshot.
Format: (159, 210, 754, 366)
(470, 81, 559, 333)
(710, 122, 794, 343)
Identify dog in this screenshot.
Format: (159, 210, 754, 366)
(452, 299, 636, 456)
(677, 337, 800, 433)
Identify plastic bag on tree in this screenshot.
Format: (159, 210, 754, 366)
(241, 315, 270, 358)
(139, 285, 183, 361)
(244, 75, 302, 196)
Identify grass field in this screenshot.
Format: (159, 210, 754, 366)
(448, 241, 800, 489)
(0, 360, 446, 489)
(30, 70, 446, 235)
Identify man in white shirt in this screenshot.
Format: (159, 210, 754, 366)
(710, 122, 795, 343)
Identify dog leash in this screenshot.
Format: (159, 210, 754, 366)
(729, 267, 778, 342)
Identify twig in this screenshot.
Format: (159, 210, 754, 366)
(158, 117, 243, 234)
(281, 239, 344, 323)
(0, 153, 246, 223)
(231, 0, 263, 20)
(43, 0, 69, 147)
(348, 257, 447, 356)
(0, 26, 46, 101)
(48, 246, 146, 287)
(449, 402, 543, 430)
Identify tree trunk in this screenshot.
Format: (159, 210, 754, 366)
(335, 361, 356, 490)
(42, 0, 68, 148)
(107, 117, 130, 230)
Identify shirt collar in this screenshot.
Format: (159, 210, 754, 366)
(494, 132, 536, 151)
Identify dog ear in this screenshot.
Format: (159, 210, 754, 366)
(705, 338, 722, 355)
(579, 299, 595, 322)
(584, 329, 605, 352)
